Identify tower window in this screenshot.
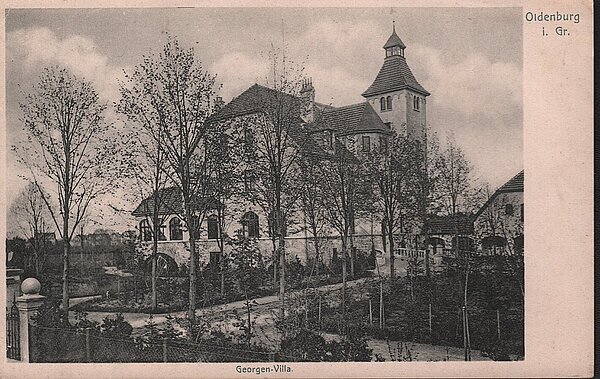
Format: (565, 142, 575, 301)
(380, 97, 386, 111)
(386, 96, 392, 110)
(413, 96, 421, 111)
(505, 204, 514, 216)
(362, 136, 371, 152)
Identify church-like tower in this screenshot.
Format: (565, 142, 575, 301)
(362, 23, 430, 142)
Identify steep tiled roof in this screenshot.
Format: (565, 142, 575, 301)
(362, 56, 430, 97)
(207, 84, 332, 161)
(474, 170, 524, 218)
(313, 102, 390, 135)
(208, 84, 301, 123)
(425, 213, 474, 235)
(132, 187, 220, 217)
(497, 170, 524, 193)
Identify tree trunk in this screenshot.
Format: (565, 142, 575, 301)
(245, 291, 252, 348)
(387, 222, 395, 285)
(278, 236, 286, 321)
(341, 235, 348, 333)
(186, 208, 198, 340)
(151, 236, 158, 310)
(62, 237, 70, 310)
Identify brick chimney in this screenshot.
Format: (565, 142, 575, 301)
(299, 78, 315, 123)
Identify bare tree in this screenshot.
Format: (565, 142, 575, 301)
(117, 36, 219, 337)
(15, 66, 117, 310)
(362, 131, 423, 285)
(8, 182, 54, 275)
(220, 50, 308, 323)
(119, 122, 172, 311)
(317, 138, 361, 327)
(433, 133, 480, 360)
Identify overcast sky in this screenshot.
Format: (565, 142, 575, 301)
(5, 7, 522, 232)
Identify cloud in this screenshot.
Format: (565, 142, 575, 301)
(211, 52, 272, 101)
(7, 27, 123, 101)
(411, 44, 522, 120)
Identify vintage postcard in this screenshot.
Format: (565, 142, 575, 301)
(1, 1, 593, 378)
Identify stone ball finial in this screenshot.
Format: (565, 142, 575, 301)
(21, 277, 41, 295)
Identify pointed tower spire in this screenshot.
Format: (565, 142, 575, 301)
(383, 21, 406, 55)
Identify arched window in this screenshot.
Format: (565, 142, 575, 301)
(242, 211, 259, 238)
(380, 97, 386, 111)
(413, 96, 421, 111)
(207, 215, 220, 240)
(169, 217, 183, 240)
(386, 96, 392, 110)
(140, 219, 152, 242)
(427, 237, 445, 255)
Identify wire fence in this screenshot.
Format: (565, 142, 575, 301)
(28, 325, 309, 363)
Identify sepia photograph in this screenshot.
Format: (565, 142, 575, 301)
(1, 3, 592, 377)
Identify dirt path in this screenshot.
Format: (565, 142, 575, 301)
(69, 277, 370, 331)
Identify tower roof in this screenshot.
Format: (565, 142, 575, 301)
(362, 55, 430, 97)
(383, 23, 406, 49)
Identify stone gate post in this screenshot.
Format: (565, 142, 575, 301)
(16, 278, 45, 363)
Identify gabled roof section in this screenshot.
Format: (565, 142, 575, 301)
(362, 56, 430, 97)
(474, 170, 524, 219)
(132, 187, 220, 218)
(208, 84, 301, 123)
(313, 102, 390, 135)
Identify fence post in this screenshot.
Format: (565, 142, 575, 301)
(428, 303, 432, 333)
(16, 278, 46, 363)
(163, 339, 168, 362)
(369, 298, 373, 326)
(496, 309, 501, 340)
(85, 328, 91, 362)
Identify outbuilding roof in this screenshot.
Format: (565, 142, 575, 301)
(425, 213, 475, 235)
(131, 187, 220, 218)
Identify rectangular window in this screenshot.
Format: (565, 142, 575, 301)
(384, 122, 392, 129)
(244, 170, 253, 193)
(362, 136, 371, 152)
(207, 216, 220, 239)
